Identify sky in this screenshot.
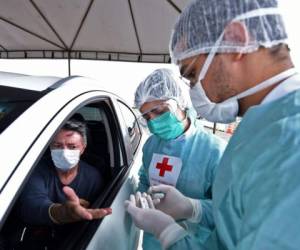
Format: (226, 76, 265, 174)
(0, 0, 298, 106)
(0, 59, 177, 107)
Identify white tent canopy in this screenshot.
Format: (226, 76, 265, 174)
(0, 0, 188, 63)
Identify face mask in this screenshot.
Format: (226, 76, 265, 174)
(190, 68, 297, 123)
(189, 8, 296, 123)
(51, 149, 80, 172)
(147, 111, 185, 140)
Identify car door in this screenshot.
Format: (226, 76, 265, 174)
(0, 80, 143, 249)
(82, 99, 143, 250)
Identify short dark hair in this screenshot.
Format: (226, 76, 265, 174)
(268, 44, 290, 62)
(62, 119, 87, 145)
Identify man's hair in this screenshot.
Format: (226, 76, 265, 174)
(268, 44, 290, 62)
(62, 119, 87, 145)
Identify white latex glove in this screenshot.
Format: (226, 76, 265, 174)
(125, 192, 174, 237)
(149, 184, 202, 222)
(125, 192, 188, 249)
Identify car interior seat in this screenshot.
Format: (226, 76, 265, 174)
(82, 120, 111, 182)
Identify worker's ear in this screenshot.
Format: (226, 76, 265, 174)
(223, 21, 249, 61)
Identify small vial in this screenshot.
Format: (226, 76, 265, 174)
(152, 193, 165, 200)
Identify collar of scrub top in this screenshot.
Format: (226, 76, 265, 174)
(261, 70, 299, 104)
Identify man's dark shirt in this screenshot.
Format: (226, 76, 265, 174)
(18, 158, 104, 226)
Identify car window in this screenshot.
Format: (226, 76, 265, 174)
(117, 101, 142, 154)
(0, 86, 46, 133)
(78, 105, 113, 172)
(0, 102, 14, 121)
(76, 106, 104, 121)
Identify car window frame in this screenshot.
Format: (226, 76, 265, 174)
(117, 100, 142, 155)
(0, 92, 124, 228)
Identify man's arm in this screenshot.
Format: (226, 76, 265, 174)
(193, 199, 214, 229)
(19, 166, 111, 225)
(18, 167, 54, 225)
(235, 149, 300, 249)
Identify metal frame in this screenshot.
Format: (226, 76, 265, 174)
(0, 50, 171, 63)
(0, 0, 183, 74)
(128, 0, 142, 61)
(0, 44, 7, 51)
(69, 0, 95, 50)
(29, 0, 68, 49)
(167, 0, 182, 13)
(0, 16, 64, 49)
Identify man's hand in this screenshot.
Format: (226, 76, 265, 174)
(49, 186, 112, 224)
(149, 184, 201, 221)
(79, 198, 90, 208)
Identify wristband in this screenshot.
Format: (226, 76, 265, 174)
(48, 203, 61, 224)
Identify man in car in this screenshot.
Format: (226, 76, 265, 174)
(16, 119, 112, 248)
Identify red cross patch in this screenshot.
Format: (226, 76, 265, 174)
(156, 157, 173, 177)
(149, 153, 182, 186)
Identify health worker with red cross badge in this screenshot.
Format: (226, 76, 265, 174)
(128, 68, 227, 250)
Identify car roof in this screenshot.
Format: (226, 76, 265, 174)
(0, 71, 120, 97)
(0, 71, 62, 91)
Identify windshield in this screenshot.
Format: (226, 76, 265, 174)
(0, 86, 46, 133)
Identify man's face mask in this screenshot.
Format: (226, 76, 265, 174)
(51, 149, 80, 172)
(183, 8, 296, 123)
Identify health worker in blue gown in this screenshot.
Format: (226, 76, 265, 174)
(125, 0, 300, 249)
(134, 68, 226, 249)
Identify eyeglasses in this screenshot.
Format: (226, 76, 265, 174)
(138, 100, 178, 126)
(179, 55, 203, 88)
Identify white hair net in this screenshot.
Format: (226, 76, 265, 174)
(134, 68, 189, 109)
(170, 0, 288, 64)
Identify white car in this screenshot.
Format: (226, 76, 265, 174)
(0, 72, 144, 249)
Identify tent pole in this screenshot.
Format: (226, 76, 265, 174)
(68, 52, 71, 76)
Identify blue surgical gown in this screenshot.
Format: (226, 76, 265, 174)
(169, 89, 300, 249)
(138, 111, 227, 250)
